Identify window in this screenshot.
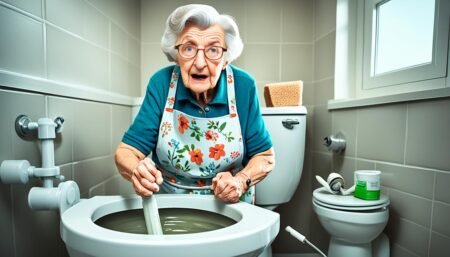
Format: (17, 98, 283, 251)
(332, 0, 450, 107)
(371, 0, 435, 76)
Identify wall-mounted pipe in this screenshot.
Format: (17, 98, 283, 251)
(0, 115, 79, 213)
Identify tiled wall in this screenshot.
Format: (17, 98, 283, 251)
(2, 1, 449, 257)
(0, 1, 139, 256)
(308, 1, 450, 257)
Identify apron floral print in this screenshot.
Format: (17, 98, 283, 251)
(155, 66, 254, 203)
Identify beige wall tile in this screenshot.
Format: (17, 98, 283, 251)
(389, 189, 432, 228)
(239, 44, 280, 82)
(282, 0, 313, 42)
(406, 99, 450, 171)
(83, 3, 109, 48)
(357, 104, 407, 163)
(391, 243, 418, 257)
(111, 53, 129, 95)
(140, 0, 186, 43)
(281, 44, 313, 82)
(73, 100, 111, 161)
(376, 162, 434, 199)
(432, 202, 450, 238)
(435, 172, 450, 204)
(0, 90, 14, 161)
(47, 25, 109, 90)
(430, 232, 450, 257)
(46, 0, 86, 36)
(386, 217, 430, 257)
(88, 0, 140, 40)
(314, 0, 336, 39)
(355, 159, 376, 170)
(111, 23, 128, 58)
(0, 6, 44, 77)
(245, 0, 281, 42)
(128, 36, 141, 66)
(47, 0, 109, 48)
(0, 183, 14, 257)
(314, 78, 334, 105)
(128, 63, 141, 97)
(314, 32, 335, 80)
(73, 156, 116, 195)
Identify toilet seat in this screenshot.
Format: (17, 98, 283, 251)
(313, 187, 389, 211)
(61, 194, 279, 257)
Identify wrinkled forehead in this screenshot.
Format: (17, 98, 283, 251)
(177, 24, 226, 45)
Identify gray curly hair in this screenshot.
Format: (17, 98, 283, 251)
(161, 4, 243, 63)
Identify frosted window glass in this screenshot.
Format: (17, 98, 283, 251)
(374, 0, 435, 75)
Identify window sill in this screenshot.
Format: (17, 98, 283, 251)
(328, 87, 450, 110)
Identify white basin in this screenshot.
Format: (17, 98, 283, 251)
(61, 194, 280, 257)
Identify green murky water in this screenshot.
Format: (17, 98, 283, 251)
(95, 208, 236, 235)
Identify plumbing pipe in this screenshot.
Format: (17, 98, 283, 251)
(0, 160, 32, 184)
(0, 115, 79, 213)
(28, 181, 80, 212)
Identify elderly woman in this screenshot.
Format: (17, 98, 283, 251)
(115, 4, 274, 203)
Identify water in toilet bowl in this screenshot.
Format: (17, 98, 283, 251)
(95, 208, 236, 235)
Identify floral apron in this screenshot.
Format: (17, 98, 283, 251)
(155, 66, 254, 203)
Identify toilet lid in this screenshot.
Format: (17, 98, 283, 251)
(313, 187, 389, 211)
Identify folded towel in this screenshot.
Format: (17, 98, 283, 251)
(264, 80, 303, 107)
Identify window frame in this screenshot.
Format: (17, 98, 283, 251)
(330, 0, 450, 109)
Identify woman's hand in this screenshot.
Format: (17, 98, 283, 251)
(211, 172, 243, 203)
(131, 157, 163, 197)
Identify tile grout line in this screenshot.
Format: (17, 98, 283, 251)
(427, 172, 437, 257)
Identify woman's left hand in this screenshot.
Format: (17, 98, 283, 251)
(211, 172, 243, 203)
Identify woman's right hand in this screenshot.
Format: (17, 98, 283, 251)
(131, 157, 163, 197)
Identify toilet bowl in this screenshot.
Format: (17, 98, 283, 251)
(312, 187, 390, 257)
(61, 194, 280, 257)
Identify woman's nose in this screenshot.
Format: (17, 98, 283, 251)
(194, 50, 207, 68)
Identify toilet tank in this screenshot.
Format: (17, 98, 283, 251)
(255, 106, 307, 209)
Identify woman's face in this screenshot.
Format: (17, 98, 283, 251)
(176, 24, 227, 96)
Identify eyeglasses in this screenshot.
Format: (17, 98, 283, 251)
(175, 43, 227, 60)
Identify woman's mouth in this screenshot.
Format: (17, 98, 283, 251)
(191, 74, 208, 80)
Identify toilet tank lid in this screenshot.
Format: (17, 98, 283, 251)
(261, 106, 307, 115)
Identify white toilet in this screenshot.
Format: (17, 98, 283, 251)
(312, 187, 390, 257)
(61, 194, 279, 257)
(257, 106, 308, 257)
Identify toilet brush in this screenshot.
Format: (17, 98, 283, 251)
(285, 226, 327, 257)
